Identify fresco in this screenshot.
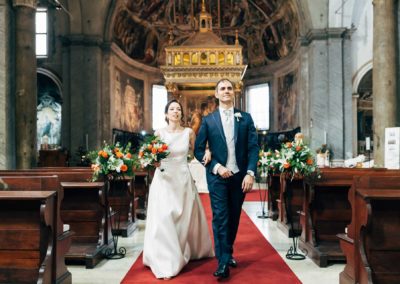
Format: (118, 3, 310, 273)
(37, 73, 62, 149)
(113, 0, 299, 67)
(277, 72, 298, 130)
(113, 68, 144, 132)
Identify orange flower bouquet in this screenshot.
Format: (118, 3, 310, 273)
(138, 136, 170, 170)
(279, 140, 317, 180)
(90, 142, 137, 181)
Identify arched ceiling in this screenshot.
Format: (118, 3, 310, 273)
(113, 0, 300, 69)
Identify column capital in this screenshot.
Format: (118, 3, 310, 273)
(13, 0, 37, 9)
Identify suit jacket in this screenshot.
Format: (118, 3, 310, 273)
(194, 108, 259, 183)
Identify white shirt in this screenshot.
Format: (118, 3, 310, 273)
(212, 107, 239, 175)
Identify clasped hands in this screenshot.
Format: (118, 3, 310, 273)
(217, 166, 254, 193)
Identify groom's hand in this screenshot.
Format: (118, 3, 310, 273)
(217, 166, 233, 179)
(242, 175, 254, 193)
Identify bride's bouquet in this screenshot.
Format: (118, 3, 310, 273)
(138, 135, 170, 170)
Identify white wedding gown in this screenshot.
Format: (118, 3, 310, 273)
(143, 127, 214, 279)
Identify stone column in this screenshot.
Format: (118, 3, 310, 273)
(0, 0, 14, 169)
(13, 0, 37, 169)
(372, 0, 397, 166)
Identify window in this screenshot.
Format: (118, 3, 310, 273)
(152, 85, 168, 130)
(36, 8, 48, 57)
(246, 83, 270, 130)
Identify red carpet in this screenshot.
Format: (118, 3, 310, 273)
(244, 189, 268, 202)
(121, 194, 300, 283)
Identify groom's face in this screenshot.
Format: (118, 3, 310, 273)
(215, 80, 234, 106)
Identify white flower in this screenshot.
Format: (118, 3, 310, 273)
(234, 112, 242, 122)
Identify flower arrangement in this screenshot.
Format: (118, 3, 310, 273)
(90, 142, 137, 181)
(234, 112, 242, 122)
(257, 149, 281, 178)
(278, 140, 317, 180)
(138, 135, 170, 170)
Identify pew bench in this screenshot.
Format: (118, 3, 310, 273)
(300, 168, 398, 267)
(339, 174, 400, 284)
(0, 175, 71, 283)
(0, 191, 56, 284)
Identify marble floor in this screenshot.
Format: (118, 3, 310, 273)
(68, 198, 344, 284)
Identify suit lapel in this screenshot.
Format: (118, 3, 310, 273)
(212, 110, 226, 143)
(234, 109, 239, 144)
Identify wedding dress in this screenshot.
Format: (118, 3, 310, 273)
(143, 127, 214, 279)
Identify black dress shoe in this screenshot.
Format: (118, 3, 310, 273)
(213, 264, 230, 278)
(228, 258, 237, 268)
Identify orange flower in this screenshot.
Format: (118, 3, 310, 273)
(162, 144, 168, 150)
(139, 151, 144, 158)
(283, 162, 290, 169)
(125, 153, 132, 159)
(98, 150, 103, 156)
(306, 159, 313, 165)
(157, 147, 164, 153)
(286, 142, 292, 148)
(120, 164, 128, 172)
(295, 146, 302, 151)
(148, 144, 153, 150)
(266, 152, 272, 156)
(151, 148, 157, 154)
(114, 147, 119, 153)
(116, 152, 124, 158)
(101, 151, 108, 159)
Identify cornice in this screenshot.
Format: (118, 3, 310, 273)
(300, 28, 352, 46)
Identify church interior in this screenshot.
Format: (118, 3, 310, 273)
(1, 0, 400, 283)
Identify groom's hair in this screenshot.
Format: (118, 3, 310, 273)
(215, 78, 234, 93)
(164, 99, 185, 124)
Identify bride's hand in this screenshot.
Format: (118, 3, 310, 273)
(202, 150, 212, 165)
(154, 162, 161, 168)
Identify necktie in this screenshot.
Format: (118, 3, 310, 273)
(223, 109, 232, 123)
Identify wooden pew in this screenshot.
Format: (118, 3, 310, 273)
(339, 175, 400, 284)
(133, 170, 150, 219)
(266, 174, 280, 220)
(30, 167, 137, 236)
(300, 168, 398, 267)
(0, 175, 71, 284)
(0, 190, 56, 284)
(0, 170, 110, 269)
(277, 175, 304, 237)
(355, 188, 400, 284)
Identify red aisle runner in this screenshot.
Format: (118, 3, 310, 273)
(121, 194, 300, 284)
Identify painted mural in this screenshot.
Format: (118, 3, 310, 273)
(37, 73, 62, 149)
(113, 0, 299, 68)
(114, 68, 144, 132)
(277, 72, 298, 130)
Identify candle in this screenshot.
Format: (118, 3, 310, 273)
(112, 134, 117, 145)
(324, 131, 327, 144)
(85, 134, 89, 151)
(366, 137, 371, 151)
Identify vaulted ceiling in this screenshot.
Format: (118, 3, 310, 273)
(113, 0, 300, 69)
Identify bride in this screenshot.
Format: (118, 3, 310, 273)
(143, 100, 214, 279)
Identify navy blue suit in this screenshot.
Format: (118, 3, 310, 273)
(194, 108, 259, 266)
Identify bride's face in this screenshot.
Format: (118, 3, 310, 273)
(166, 102, 182, 123)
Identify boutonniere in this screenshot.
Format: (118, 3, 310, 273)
(234, 112, 242, 122)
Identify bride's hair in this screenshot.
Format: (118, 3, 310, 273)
(164, 99, 185, 124)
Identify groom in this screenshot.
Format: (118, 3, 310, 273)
(195, 78, 259, 279)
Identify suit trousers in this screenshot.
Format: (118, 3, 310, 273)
(208, 172, 246, 265)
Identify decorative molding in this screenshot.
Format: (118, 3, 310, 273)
(300, 28, 352, 46)
(60, 35, 104, 48)
(12, 0, 36, 9)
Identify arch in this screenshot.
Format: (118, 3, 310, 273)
(37, 68, 62, 97)
(352, 61, 372, 94)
